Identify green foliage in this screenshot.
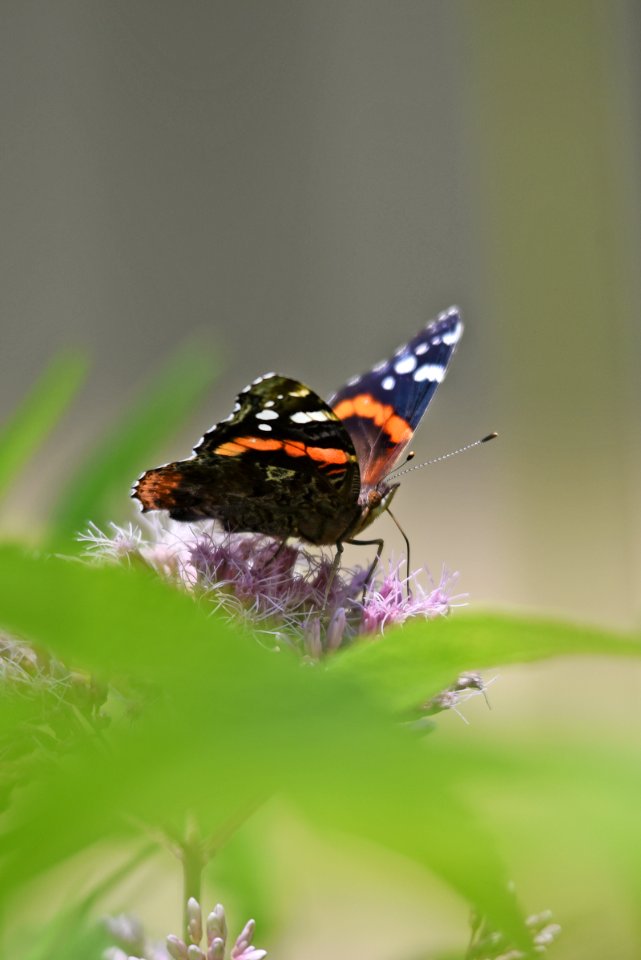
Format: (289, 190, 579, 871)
(329, 612, 641, 711)
(19, 847, 153, 960)
(49, 341, 218, 546)
(0, 353, 87, 501)
(2, 543, 641, 955)
(0, 546, 516, 932)
(2, 355, 641, 959)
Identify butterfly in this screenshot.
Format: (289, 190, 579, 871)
(133, 307, 464, 558)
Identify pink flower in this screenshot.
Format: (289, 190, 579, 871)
(104, 901, 267, 960)
(167, 900, 266, 960)
(359, 561, 464, 635)
(81, 519, 464, 657)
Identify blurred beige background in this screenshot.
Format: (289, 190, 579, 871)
(1, 1, 639, 628)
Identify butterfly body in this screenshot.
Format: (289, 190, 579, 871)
(133, 307, 463, 547)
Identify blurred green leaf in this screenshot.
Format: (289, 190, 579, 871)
(329, 612, 641, 711)
(0, 546, 530, 946)
(49, 340, 218, 546)
(0, 353, 87, 502)
(424, 732, 641, 913)
(17, 844, 153, 960)
(22, 923, 108, 960)
(3, 547, 639, 951)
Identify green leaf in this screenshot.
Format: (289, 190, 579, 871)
(0, 545, 529, 945)
(48, 340, 218, 546)
(329, 612, 641, 711)
(0, 353, 87, 502)
(4, 550, 639, 949)
(16, 845, 154, 960)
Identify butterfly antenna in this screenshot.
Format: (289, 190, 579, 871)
(386, 432, 497, 481)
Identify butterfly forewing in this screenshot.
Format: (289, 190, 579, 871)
(329, 307, 463, 486)
(195, 374, 357, 467)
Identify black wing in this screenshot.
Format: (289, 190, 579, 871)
(133, 374, 361, 546)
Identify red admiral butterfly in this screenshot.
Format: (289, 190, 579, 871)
(133, 307, 464, 556)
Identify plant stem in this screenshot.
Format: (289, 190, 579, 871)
(178, 797, 265, 943)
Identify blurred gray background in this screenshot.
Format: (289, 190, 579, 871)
(1, 1, 639, 628)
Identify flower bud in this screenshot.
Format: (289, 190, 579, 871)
(207, 938, 225, 960)
(187, 897, 203, 944)
(206, 904, 227, 944)
(232, 918, 256, 955)
(326, 607, 346, 651)
(166, 935, 189, 960)
(305, 618, 322, 659)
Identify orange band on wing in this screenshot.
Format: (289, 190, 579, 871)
(333, 394, 411, 445)
(384, 415, 412, 445)
(282, 440, 307, 457)
(306, 446, 350, 464)
(214, 436, 352, 465)
(216, 437, 282, 456)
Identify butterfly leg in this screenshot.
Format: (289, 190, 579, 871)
(345, 537, 384, 600)
(265, 537, 289, 565)
(384, 507, 412, 598)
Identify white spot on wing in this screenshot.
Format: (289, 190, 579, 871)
(415, 342, 429, 355)
(258, 423, 272, 432)
(394, 355, 417, 375)
(382, 375, 396, 390)
(256, 409, 279, 420)
(441, 320, 463, 345)
(372, 360, 387, 372)
(345, 375, 360, 387)
(290, 411, 311, 424)
(264, 400, 275, 408)
(414, 364, 445, 383)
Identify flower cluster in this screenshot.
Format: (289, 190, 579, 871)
(104, 900, 266, 960)
(80, 516, 464, 657)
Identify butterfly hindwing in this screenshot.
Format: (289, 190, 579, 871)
(329, 307, 463, 486)
(134, 375, 362, 545)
